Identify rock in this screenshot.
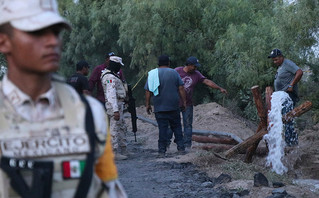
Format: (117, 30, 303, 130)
(286, 195, 296, 198)
(292, 179, 319, 193)
(272, 181, 285, 188)
(201, 181, 214, 188)
(272, 188, 287, 198)
(254, 172, 269, 187)
(237, 189, 250, 196)
(216, 173, 232, 184)
(232, 194, 240, 198)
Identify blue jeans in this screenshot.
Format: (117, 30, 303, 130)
(167, 106, 193, 147)
(155, 110, 185, 153)
(182, 106, 193, 147)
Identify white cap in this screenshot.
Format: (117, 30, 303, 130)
(0, 0, 71, 31)
(109, 56, 124, 66)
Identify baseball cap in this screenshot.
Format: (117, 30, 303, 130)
(105, 52, 115, 59)
(158, 55, 170, 66)
(109, 56, 124, 66)
(186, 56, 201, 67)
(268, 49, 283, 58)
(0, 0, 71, 32)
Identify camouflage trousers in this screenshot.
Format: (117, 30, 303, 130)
(108, 102, 128, 153)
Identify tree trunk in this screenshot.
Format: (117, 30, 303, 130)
(265, 86, 273, 114)
(196, 144, 268, 155)
(192, 135, 238, 145)
(283, 101, 312, 122)
(245, 86, 267, 163)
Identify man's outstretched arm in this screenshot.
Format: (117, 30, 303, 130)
(202, 79, 228, 94)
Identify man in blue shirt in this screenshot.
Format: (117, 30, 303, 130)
(145, 55, 186, 157)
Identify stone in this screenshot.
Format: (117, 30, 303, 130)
(216, 173, 232, 184)
(273, 182, 285, 188)
(254, 172, 269, 187)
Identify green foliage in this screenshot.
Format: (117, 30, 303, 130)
(58, 0, 122, 78)
(58, 0, 319, 123)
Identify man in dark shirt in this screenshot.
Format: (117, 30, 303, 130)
(144, 55, 186, 157)
(67, 60, 90, 94)
(89, 52, 114, 104)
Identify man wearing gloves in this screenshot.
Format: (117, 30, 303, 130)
(0, 0, 126, 197)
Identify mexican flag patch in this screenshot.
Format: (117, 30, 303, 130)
(107, 80, 112, 83)
(62, 160, 86, 179)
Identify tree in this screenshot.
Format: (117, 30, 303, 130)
(58, 0, 319, 121)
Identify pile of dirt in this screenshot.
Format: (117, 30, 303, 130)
(120, 102, 319, 198)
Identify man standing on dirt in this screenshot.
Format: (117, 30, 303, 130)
(172, 56, 228, 149)
(67, 60, 90, 95)
(268, 48, 303, 146)
(144, 55, 186, 157)
(101, 56, 129, 160)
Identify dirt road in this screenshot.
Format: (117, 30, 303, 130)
(116, 145, 222, 198)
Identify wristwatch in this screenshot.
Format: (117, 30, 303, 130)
(288, 85, 293, 88)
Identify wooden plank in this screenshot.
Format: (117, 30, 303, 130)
(192, 135, 238, 145)
(245, 86, 267, 163)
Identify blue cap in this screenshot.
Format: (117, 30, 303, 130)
(186, 56, 201, 67)
(268, 49, 283, 58)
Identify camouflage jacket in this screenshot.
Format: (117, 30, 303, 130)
(101, 69, 127, 113)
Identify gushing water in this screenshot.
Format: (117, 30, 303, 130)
(263, 91, 293, 175)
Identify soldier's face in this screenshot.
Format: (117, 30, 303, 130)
(1, 24, 64, 75)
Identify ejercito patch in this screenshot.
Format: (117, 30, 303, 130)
(0, 134, 90, 158)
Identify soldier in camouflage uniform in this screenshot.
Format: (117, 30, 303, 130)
(0, 0, 127, 197)
(101, 56, 129, 160)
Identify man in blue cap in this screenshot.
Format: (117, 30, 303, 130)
(268, 48, 303, 146)
(268, 49, 303, 106)
(172, 56, 228, 149)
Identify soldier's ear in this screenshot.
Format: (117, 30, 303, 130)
(0, 33, 12, 54)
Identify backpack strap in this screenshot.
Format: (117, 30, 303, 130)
(101, 71, 121, 80)
(73, 94, 96, 198)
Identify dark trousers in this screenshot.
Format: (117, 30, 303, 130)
(155, 110, 185, 153)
